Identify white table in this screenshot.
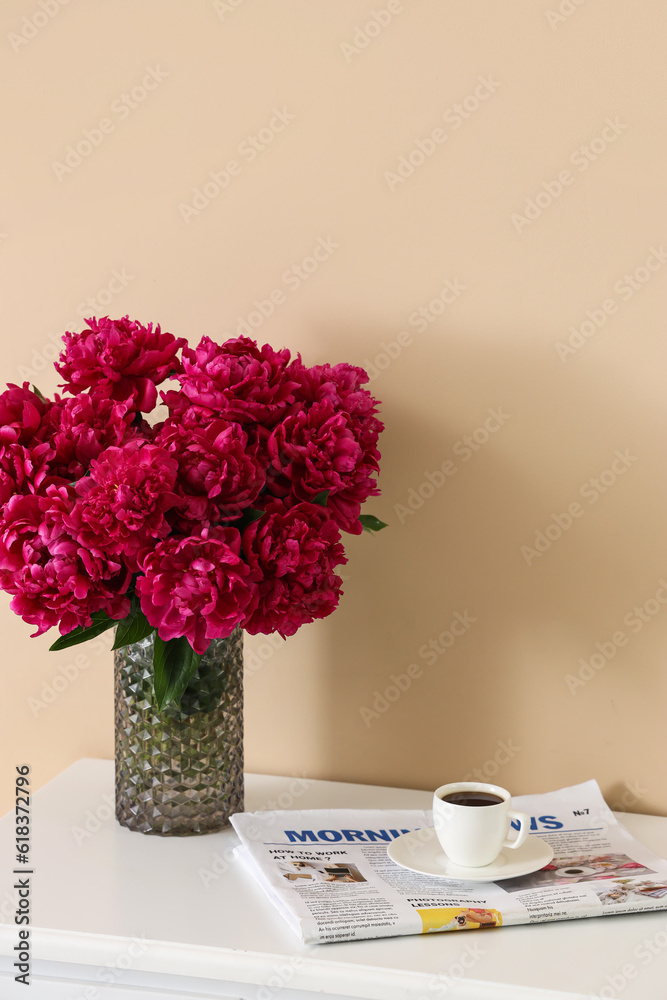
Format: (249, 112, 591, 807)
(1, 760, 667, 999)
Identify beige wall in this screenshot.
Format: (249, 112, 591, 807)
(2, 0, 666, 817)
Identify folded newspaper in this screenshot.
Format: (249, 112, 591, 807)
(230, 780, 667, 944)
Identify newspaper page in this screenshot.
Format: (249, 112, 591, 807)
(230, 780, 667, 945)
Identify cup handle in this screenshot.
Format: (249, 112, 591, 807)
(503, 810, 530, 851)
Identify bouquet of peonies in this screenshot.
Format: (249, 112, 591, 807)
(0, 317, 384, 707)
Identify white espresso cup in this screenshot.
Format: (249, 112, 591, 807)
(432, 781, 530, 868)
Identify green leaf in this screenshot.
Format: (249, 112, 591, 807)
(244, 508, 266, 524)
(31, 385, 48, 403)
(69, 470, 91, 487)
(312, 490, 329, 506)
(111, 599, 155, 651)
(359, 514, 388, 534)
(49, 612, 117, 651)
(153, 635, 202, 712)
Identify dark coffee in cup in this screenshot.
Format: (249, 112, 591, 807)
(439, 790, 504, 807)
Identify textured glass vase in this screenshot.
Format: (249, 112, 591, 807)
(114, 629, 244, 836)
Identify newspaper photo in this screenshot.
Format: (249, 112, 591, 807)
(230, 780, 667, 944)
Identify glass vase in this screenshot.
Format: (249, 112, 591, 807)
(113, 628, 244, 836)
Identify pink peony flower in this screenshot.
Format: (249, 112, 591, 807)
(0, 384, 61, 500)
(268, 398, 381, 533)
(0, 383, 50, 446)
(174, 336, 302, 426)
(0, 489, 131, 637)
(0, 393, 139, 504)
(56, 316, 186, 411)
(156, 398, 215, 430)
(0, 440, 58, 503)
(0, 323, 384, 648)
(295, 362, 380, 421)
(294, 363, 383, 467)
(242, 502, 346, 636)
(44, 393, 137, 482)
(0, 470, 13, 506)
(68, 441, 178, 569)
(136, 527, 256, 653)
(155, 417, 265, 524)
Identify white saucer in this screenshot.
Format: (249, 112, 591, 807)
(387, 827, 554, 882)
